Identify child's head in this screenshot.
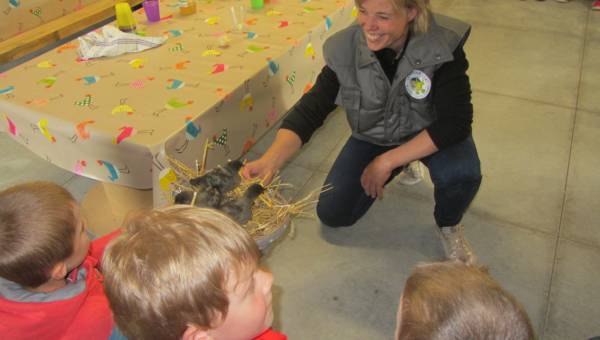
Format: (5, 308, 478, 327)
(396, 262, 535, 340)
(0, 181, 90, 289)
(102, 206, 272, 340)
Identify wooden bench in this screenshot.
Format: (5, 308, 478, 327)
(0, 0, 143, 65)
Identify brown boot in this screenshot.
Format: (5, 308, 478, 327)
(436, 224, 477, 265)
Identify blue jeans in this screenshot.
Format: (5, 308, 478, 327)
(316, 135, 482, 228)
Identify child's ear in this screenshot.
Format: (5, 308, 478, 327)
(182, 324, 213, 340)
(49, 261, 68, 280)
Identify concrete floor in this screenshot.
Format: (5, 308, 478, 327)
(1, 0, 599, 339)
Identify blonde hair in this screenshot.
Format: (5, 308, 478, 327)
(102, 206, 260, 340)
(397, 262, 535, 340)
(355, 0, 432, 34)
(0, 181, 76, 288)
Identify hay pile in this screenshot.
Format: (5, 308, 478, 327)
(166, 155, 326, 239)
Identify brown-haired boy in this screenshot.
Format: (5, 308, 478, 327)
(395, 261, 535, 340)
(0, 181, 121, 339)
(102, 205, 286, 340)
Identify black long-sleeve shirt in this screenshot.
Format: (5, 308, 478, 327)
(280, 45, 473, 150)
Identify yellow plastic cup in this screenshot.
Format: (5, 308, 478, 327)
(115, 2, 136, 32)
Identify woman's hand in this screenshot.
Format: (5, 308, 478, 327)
(361, 155, 394, 199)
(242, 129, 303, 186)
(242, 156, 277, 185)
(360, 130, 438, 199)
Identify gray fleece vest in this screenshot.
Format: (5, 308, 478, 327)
(323, 14, 471, 146)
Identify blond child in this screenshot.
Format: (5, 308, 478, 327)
(0, 181, 121, 339)
(395, 262, 535, 340)
(102, 206, 286, 340)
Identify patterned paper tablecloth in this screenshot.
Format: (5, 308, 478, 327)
(0, 0, 356, 204)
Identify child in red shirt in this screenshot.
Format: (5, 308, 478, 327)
(0, 181, 120, 340)
(103, 206, 286, 340)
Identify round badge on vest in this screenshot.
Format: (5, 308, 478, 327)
(405, 70, 431, 100)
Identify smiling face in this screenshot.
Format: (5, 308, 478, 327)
(357, 0, 417, 52)
(209, 266, 274, 340)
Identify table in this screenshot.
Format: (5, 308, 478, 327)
(0, 0, 144, 64)
(1, 0, 96, 43)
(0, 0, 356, 206)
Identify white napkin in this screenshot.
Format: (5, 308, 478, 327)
(77, 26, 167, 59)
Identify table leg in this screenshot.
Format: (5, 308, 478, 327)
(81, 181, 152, 236)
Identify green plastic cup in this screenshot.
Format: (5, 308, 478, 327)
(250, 0, 263, 9)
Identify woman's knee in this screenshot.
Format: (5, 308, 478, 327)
(430, 159, 481, 188)
(426, 135, 482, 186)
(452, 167, 482, 187)
(316, 200, 358, 227)
(437, 171, 482, 196)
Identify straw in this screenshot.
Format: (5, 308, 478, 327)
(230, 6, 239, 31)
(199, 138, 214, 175)
(239, 5, 245, 31)
(165, 141, 327, 242)
(165, 155, 329, 240)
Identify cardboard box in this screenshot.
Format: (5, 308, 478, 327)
(81, 182, 153, 236)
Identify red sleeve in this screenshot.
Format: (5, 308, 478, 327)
(253, 328, 287, 340)
(88, 228, 122, 264)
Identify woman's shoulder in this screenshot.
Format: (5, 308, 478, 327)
(323, 24, 362, 62)
(324, 24, 360, 48)
(429, 13, 471, 50)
